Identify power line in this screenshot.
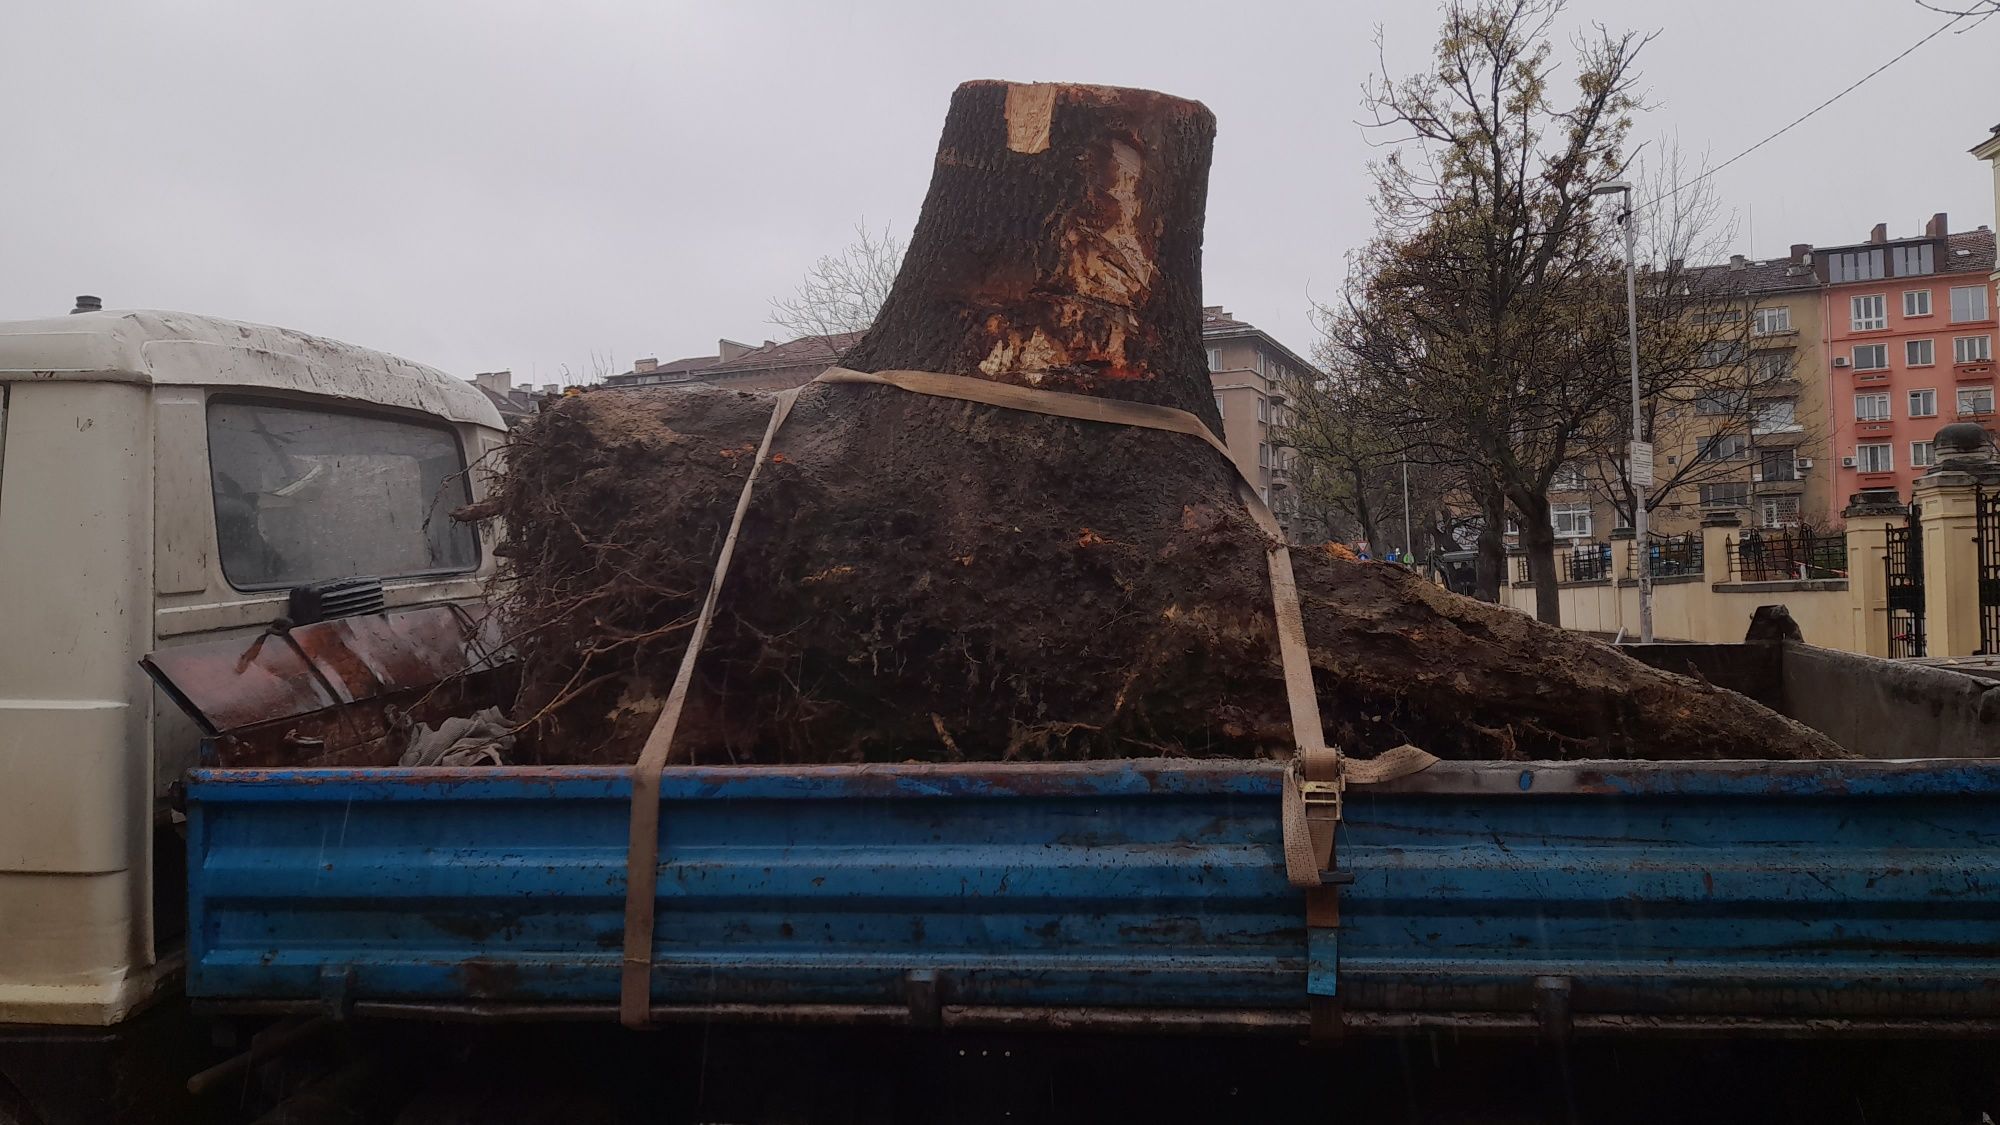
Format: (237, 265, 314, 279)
(1639, 12, 1973, 211)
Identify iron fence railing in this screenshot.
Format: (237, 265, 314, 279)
(1627, 535, 1705, 579)
(1562, 543, 1612, 583)
(1887, 503, 1926, 658)
(1731, 527, 1848, 582)
(1512, 544, 1613, 584)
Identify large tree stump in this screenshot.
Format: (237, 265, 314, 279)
(489, 80, 1844, 766)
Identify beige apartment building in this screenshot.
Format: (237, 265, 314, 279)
(1202, 307, 1313, 524)
(1545, 252, 1832, 544)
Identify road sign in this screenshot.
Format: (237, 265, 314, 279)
(1629, 440, 1655, 489)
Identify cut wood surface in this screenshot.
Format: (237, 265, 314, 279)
(483, 80, 1845, 766)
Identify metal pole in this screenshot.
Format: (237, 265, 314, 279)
(1621, 192, 1653, 643)
(1402, 458, 1413, 560)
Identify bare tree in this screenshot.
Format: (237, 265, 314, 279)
(768, 221, 905, 340)
(1569, 145, 1827, 533)
(1333, 0, 1650, 624)
(1281, 351, 1485, 576)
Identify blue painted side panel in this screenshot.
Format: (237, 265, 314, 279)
(185, 760, 2000, 1020)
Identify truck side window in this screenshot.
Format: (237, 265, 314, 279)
(206, 400, 479, 589)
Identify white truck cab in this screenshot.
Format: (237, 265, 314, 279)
(0, 305, 504, 1059)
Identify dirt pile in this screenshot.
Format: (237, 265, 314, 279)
(486, 379, 1843, 766)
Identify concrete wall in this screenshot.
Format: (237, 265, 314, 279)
(1621, 640, 2000, 757)
(1780, 644, 2000, 758)
(1499, 574, 1859, 651)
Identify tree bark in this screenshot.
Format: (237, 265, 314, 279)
(1347, 464, 1379, 552)
(1473, 480, 1507, 603)
(1513, 491, 1562, 625)
(841, 81, 1220, 425)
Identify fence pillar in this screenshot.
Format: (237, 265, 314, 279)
(1608, 527, 1635, 637)
(1700, 509, 1740, 588)
(1911, 424, 2000, 656)
(1841, 489, 1910, 659)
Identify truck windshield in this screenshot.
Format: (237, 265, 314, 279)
(207, 399, 479, 589)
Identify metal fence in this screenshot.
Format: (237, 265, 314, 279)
(1562, 542, 1612, 583)
(1979, 488, 2000, 654)
(1628, 535, 1704, 579)
(1887, 504, 1925, 658)
(1511, 545, 1612, 584)
(1731, 527, 1849, 582)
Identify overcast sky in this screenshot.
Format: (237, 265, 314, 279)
(3, 1, 1994, 384)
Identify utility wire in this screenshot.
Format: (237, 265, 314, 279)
(1639, 12, 1973, 211)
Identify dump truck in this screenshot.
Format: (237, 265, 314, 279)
(6, 304, 2000, 1123)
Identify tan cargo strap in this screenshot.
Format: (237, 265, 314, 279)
(616, 365, 1435, 1027)
(618, 383, 804, 1028)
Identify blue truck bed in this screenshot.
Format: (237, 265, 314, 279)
(184, 757, 2000, 1037)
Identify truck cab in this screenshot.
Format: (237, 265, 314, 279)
(0, 306, 503, 1072)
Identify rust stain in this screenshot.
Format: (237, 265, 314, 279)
(457, 958, 525, 1000)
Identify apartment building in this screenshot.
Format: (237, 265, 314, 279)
(1821, 218, 1996, 502)
(1545, 253, 1829, 542)
(1201, 307, 1314, 519)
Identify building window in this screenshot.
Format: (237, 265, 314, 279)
(1759, 495, 1802, 528)
(1905, 289, 1933, 317)
(1855, 443, 1893, 473)
(1950, 285, 1990, 324)
(1700, 482, 1750, 507)
(1699, 433, 1750, 461)
(1551, 463, 1587, 491)
(1851, 295, 1887, 331)
(1752, 306, 1791, 335)
(1258, 442, 1271, 468)
(1551, 503, 1592, 539)
(1206, 348, 1222, 371)
(1696, 390, 1746, 415)
(1912, 440, 1936, 468)
(1958, 386, 1995, 417)
(1955, 335, 1993, 364)
(1750, 352, 1791, 383)
(1255, 397, 1270, 423)
(1907, 338, 1935, 366)
(1852, 343, 1889, 371)
(1758, 447, 1797, 482)
(1909, 388, 1938, 417)
(1829, 249, 1885, 283)
(1700, 340, 1748, 368)
(1213, 393, 1224, 418)
(1891, 244, 1935, 277)
(1753, 399, 1797, 432)
(1854, 392, 1891, 421)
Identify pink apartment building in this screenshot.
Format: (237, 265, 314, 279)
(1822, 216, 1996, 503)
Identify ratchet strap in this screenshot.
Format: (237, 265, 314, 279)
(616, 365, 1436, 1028)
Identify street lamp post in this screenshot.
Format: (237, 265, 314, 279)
(1592, 180, 1653, 643)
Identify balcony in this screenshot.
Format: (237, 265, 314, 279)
(1957, 406, 1995, 421)
(1954, 360, 1995, 381)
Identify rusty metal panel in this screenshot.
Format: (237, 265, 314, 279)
(184, 759, 2000, 1033)
(144, 603, 509, 767)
